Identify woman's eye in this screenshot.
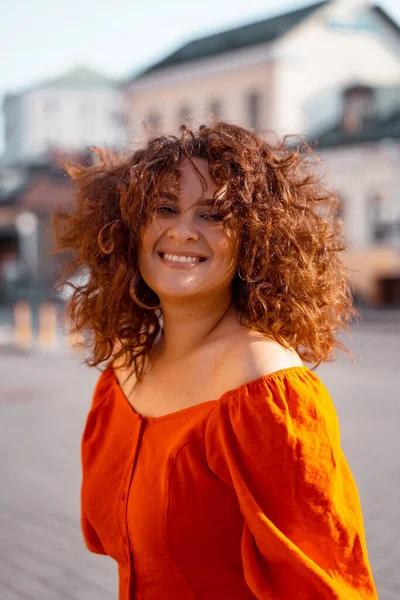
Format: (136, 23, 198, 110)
(200, 212, 224, 222)
(154, 205, 223, 221)
(156, 205, 176, 215)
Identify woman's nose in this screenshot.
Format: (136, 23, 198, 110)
(166, 212, 199, 241)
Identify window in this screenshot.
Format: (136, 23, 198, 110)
(333, 194, 347, 241)
(146, 111, 161, 133)
(44, 137, 55, 151)
(110, 109, 125, 126)
(81, 102, 94, 117)
(248, 91, 262, 130)
(178, 105, 192, 125)
(368, 193, 391, 242)
(208, 99, 222, 119)
(342, 87, 375, 134)
(5, 120, 14, 143)
(44, 100, 59, 117)
(334, 194, 346, 223)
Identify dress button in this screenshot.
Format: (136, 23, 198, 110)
(121, 492, 125, 501)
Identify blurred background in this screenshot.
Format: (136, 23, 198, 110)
(1, 1, 399, 599)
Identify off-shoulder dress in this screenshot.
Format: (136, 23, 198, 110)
(80, 365, 378, 599)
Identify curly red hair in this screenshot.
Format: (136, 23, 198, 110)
(51, 121, 357, 378)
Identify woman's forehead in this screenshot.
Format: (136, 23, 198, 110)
(179, 157, 212, 183)
(177, 158, 227, 198)
(153, 157, 227, 203)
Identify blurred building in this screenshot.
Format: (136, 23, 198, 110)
(2, 66, 126, 166)
(2, 1, 400, 306)
(123, 1, 400, 140)
(314, 82, 400, 305)
(0, 155, 78, 304)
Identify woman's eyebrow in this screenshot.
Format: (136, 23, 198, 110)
(158, 194, 217, 206)
(159, 192, 179, 201)
(196, 198, 215, 206)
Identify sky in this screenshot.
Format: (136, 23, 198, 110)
(1, 0, 400, 154)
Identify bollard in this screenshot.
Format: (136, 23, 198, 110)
(14, 301, 34, 351)
(38, 302, 58, 351)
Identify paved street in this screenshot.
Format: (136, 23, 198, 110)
(0, 315, 399, 599)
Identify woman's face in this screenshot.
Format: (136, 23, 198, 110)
(138, 157, 239, 305)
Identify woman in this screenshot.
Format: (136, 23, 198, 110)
(53, 122, 378, 599)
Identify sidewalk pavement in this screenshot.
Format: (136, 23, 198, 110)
(0, 318, 399, 599)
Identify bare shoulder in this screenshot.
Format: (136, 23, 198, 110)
(216, 329, 304, 390)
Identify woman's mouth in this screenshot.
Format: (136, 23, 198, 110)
(158, 252, 207, 268)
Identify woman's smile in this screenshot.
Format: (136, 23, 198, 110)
(157, 250, 209, 269)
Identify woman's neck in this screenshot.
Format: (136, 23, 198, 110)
(154, 293, 237, 364)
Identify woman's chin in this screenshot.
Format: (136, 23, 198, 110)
(156, 287, 206, 303)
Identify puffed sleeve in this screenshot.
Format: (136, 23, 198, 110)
(80, 371, 109, 556)
(205, 366, 378, 599)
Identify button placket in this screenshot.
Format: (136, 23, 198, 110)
(124, 418, 145, 597)
(120, 492, 127, 545)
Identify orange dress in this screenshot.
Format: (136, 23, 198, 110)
(80, 365, 378, 599)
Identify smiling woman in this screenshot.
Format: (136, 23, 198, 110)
(138, 157, 240, 312)
(51, 122, 356, 377)
(51, 121, 378, 600)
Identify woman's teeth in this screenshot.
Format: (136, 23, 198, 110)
(162, 253, 201, 264)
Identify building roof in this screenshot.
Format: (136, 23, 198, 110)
(125, 2, 400, 84)
(372, 5, 400, 39)
(34, 66, 117, 90)
(3, 67, 117, 102)
(131, 1, 329, 80)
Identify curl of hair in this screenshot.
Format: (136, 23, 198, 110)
(51, 122, 358, 380)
